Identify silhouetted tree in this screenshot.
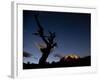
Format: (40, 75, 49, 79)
(33, 14, 57, 64)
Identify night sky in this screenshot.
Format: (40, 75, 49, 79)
(23, 10, 91, 64)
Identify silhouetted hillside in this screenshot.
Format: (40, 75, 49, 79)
(23, 56, 91, 69)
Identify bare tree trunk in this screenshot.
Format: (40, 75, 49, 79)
(39, 52, 49, 64)
(39, 47, 50, 64)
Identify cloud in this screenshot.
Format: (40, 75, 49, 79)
(23, 51, 32, 58)
(53, 54, 63, 58)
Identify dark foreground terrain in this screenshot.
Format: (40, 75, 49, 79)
(23, 56, 91, 69)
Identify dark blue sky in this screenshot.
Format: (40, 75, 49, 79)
(23, 10, 91, 64)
